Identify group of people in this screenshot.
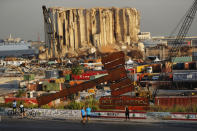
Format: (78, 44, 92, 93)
(12, 100, 25, 118)
(13, 99, 130, 121)
(81, 105, 130, 123)
(81, 105, 91, 124)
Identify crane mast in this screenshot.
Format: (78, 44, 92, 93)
(170, 0, 197, 58)
(42, 6, 56, 59)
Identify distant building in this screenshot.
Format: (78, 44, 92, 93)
(138, 32, 151, 41)
(152, 36, 197, 47)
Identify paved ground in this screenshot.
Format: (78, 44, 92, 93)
(0, 117, 197, 131)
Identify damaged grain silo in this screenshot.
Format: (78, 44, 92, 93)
(40, 6, 140, 59)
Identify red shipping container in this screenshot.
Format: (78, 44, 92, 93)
(72, 70, 107, 80)
(99, 96, 149, 106)
(71, 74, 90, 80)
(5, 97, 37, 104)
(184, 62, 189, 70)
(155, 96, 197, 107)
(127, 68, 135, 74)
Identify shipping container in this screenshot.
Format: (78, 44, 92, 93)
(173, 63, 185, 70)
(184, 62, 189, 70)
(65, 74, 70, 81)
(71, 74, 90, 80)
(55, 78, 65, 83)
(24, 74, 35, 81)
(155, 96, 197, 107)
(69, 80, 85, 86)
(90, 74, 107, 80)
(45, 70, 59, 79)
(42, 82, 60, 91)
(193, 56, 197, 61)
(192, 52, 197, 56)
(127, 68, 135, 74)
(193, 52, 197, 61)
(177, 63, 185, 70)
(171, 56, 192, 63)
(173, 72, 197, 81)
(189, 62, 196, 70)
(71, 70, 107, 80)
(136, 65, 149, 73)
(88, 89, 95, 93)
(4, 97, 37, 104)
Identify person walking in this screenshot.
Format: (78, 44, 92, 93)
(81, 106, 86, 124)
(12, 100, 17, 115)
(19, 102, 25, 118)
(86, 105, 91, 122)
(125, 106, 130, 120)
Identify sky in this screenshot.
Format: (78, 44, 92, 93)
(0, 0, 196, 41)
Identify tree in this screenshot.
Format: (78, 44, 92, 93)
(71, 64, 83, 75)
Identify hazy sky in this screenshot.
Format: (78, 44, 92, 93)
(0, 0, 196, 41)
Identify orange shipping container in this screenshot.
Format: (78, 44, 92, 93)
(184, 62, 189, 70)
(69, 80, 85, 86)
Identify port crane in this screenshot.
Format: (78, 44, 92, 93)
(169, 0, 197, 58)
(146, 0, 197, 97)
(37, 1, 197, 110)
(42, 6, 57, 59)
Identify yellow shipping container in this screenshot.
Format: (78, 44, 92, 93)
(55, 78, 65, 83)
(88, 89, 95, 93)
(136, 65, 149, 73)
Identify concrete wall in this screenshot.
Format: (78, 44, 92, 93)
(1, 108, 197, 121)
(44, 7, 140, 58)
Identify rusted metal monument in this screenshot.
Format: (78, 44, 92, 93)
(37, 51, 149, 110)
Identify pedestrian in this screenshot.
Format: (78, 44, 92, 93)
(12, 100, 17, 114)
(81, 106, 86, 124)
(86, 105, 91, 122)
(19, 102, 25, 118)
(125, 106, 130, 120)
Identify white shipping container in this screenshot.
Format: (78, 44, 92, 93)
(173, 72, 197, 81)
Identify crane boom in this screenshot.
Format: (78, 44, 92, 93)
(170, 0, 197, 58)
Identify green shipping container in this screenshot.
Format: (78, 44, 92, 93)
(90, 74, 107, 80)
(65, 74, 70, 81)
(24, 74, 35, 81)
(42, 82, 60, 91)
(171, 56, 192, 63)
